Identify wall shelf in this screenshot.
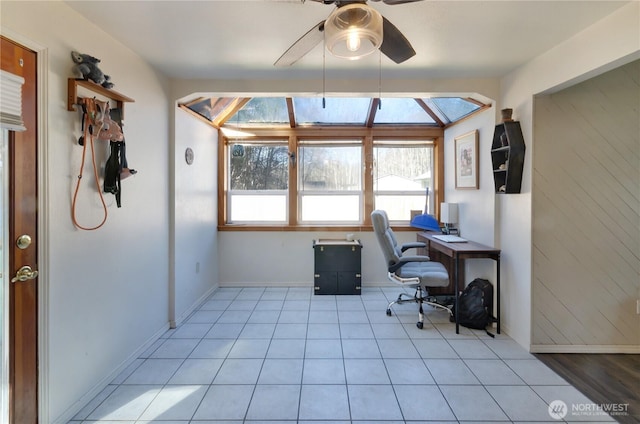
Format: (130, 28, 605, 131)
(490, 121, 526, 193)
(67, 78, 134, 116)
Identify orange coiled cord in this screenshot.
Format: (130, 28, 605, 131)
(71, 110, 108, 230)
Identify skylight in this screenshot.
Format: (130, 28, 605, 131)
(294, 97, 371, 125)
(181, 96, 487, 128)
(373, 98, 435, 124)
(430, 97, 481, 122)
(229, 97, 289, 126)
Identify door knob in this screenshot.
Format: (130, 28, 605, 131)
(11, 265, 39, 283)
(16, 234, 32, 249)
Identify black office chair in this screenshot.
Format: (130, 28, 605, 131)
(371, 210, 452, 328)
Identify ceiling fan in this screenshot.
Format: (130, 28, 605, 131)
(274, 0, 421, 67)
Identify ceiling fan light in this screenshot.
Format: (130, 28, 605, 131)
(325, 3, 383, 60)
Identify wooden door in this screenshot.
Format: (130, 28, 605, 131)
(1, 36, 39, 424)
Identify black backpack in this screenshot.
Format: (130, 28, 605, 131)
(451, 278, 496, 337)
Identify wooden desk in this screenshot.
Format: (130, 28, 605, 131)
(417, 232, 501, 334)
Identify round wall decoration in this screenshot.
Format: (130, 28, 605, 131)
(185, 147, 194, 165)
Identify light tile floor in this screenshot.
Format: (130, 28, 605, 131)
(69, 286, 615, 424)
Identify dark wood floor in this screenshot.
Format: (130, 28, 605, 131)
(535, 353, 640, 424)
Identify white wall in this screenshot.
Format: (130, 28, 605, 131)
(218, 231, 393, 286)
(499, 1, 640, 349)
(1, 2, 171, 423)
(171, 107, 219, 324)
(443, 106, 498, 283)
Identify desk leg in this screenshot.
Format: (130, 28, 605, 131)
(454, 254, 459, 334)
(496, 255, 501, 334)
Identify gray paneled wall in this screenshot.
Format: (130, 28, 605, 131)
(532, 60, 639, 350)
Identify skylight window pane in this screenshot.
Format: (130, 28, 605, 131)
(229, 97, 289, 125)
(373, 98, 435, 124)
(294, 97, 370, 125)
(430, 97, 480, 122)
(187, 97, 235, 122)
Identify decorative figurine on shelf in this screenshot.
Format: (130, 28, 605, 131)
(501, 108, 513, 122)
(101, 74, 114, 89)
(71, 51, 114, 89)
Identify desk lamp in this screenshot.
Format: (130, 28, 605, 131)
(440, 203, 458, 235)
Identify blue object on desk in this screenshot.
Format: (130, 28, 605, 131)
(410, 214, 440, 231)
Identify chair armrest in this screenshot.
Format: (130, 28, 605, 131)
(400, 242, 426, 252)
(389, 255, 431, 273)
(399, 255, 431, 263)
(387, 272, 419, 285)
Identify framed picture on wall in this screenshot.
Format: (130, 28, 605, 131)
(454, 130, 479, 189)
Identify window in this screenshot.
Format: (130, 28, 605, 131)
(373, 98, 435, 125)
(299, 141, 362, 223)
(373, 140, 434, 221)
(227, 140, 289, 223)
(430, 97, 481, 122)
(228, 97, 290, 126)
(184, 95, 489, 229)
(293, 98, 371, 125)
(185, 95, 487, 128)
(221, 130, 441, 229)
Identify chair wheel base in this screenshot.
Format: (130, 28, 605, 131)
(386, 309, 392, 316)
(416, 321, 424, 329)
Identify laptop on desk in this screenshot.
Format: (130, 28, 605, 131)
(432, 234, 467, 243)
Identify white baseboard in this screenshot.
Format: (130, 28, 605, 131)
(218, 282, 399, 288)
(531, 344, 640, 354)
(52, 322, 170, 424)
(173, 284, 219, 327)
(219, 281, 310, 288)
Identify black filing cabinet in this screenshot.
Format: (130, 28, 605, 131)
(313, 239, 362, 295)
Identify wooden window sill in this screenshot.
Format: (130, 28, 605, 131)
(217, 224, 418, 232)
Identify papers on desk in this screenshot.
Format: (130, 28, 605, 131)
(432, 235, 468, 243)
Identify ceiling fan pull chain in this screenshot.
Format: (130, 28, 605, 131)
(322, 39, 326, 109)
(378, 50, 382, 110)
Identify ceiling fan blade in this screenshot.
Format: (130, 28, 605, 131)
(274, 21, 325, 67)
(380, 16, 416, 64)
